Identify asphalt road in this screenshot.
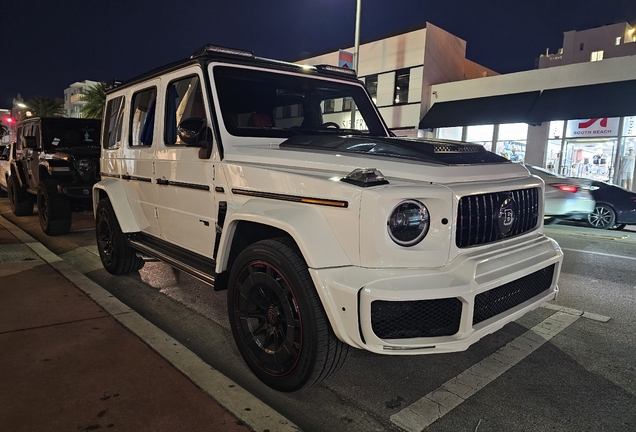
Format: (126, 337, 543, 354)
(2, 201, 635, 432)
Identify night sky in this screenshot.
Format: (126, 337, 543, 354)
(1, 0, 634, 109)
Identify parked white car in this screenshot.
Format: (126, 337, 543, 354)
(524, 165, 595, 224)
(0, 142, 14, 196)
(94, 45, 563, 392)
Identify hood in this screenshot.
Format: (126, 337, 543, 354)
(46, 147, 101, 159)
(279, 135, 509, 166)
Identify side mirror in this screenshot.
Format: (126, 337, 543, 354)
(24, 136, 37, 149)
(178, 118, 206, 146)
(198, 141, 212, 159)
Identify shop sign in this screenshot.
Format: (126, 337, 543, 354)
(566, 117, 619, 138)
(338, 50, 354, 69)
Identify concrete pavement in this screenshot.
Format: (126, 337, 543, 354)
(0, 215, 297, 432)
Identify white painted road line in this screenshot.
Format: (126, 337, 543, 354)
(390, 311, 580, 432)
(561, 247, 636, 262)
(541, 303, 611, 323)
(0, 216, 300, 432)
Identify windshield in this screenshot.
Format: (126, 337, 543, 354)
(42, 121, 101, 149)
(212, 66, 388, 138)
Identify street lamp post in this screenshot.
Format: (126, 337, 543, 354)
(350, 0, 361, 130)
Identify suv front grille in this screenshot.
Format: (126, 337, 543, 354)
(473, 264, 555, 326)
(456, 187, 540, 248)
(371, 298, 462, 339)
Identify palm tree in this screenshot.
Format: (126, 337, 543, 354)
(80, 82, 106, 119)
(25, 96, 65, 118)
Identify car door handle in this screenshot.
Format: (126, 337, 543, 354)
(156, 178, 169, 185)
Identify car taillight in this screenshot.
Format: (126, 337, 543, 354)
(552, 185, 579, 193)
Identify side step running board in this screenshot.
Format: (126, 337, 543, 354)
(128, 237, 217, 287)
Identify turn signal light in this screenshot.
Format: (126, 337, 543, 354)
(552, 185, 579, 193)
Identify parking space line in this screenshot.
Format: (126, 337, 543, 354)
(390, 311, 580, 432)
(562, 247, 636, 262)
(541, 303, 611, 322)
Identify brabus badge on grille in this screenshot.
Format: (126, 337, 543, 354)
(497, 194, 517, 236)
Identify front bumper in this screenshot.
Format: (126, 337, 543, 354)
(57, 184, 95, 200)
(310, 234, 563, 355)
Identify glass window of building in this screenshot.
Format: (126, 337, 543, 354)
(322, 99, 335, 114)
(590, 50, 604, 62)
(394, 69, 410, 105)
(365, 75, 378, 104)
(465, 124, 493, 150)
(342, 97, 352, 112)
(437, 126, 462, 141)
(496, 123, 528, 163)
(616, 37, 622, 45)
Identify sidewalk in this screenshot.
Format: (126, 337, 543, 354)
(0, 220, 255, 432)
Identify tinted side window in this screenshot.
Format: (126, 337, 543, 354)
(32, 125, 41, 149)
(103, 96, 125, 150)
(164, 75, 205, 145)
(130, 88, 157, 146)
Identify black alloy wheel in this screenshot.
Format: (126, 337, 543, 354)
(227, 238, 348, 392)
(37, 180, 72, 236)
(587, 204, 616, 229)
(95, 198, 144, 274)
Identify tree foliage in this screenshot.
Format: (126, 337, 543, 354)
(25, 96, 65, 118)
(80, 82, 107, 119)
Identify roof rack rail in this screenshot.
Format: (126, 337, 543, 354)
(315, 64, 357, 77)
(105, 79, 122, 91)
(191, 44, 255, 59)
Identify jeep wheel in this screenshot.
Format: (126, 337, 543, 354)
(37, 180, 72, 236)
(7, 175, 33, 216)
(95, 198, 144, 274)
(227, 238, 348, 392)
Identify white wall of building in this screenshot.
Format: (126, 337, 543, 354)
(64, 80, 100, 118)
(429, 55, 636, 106)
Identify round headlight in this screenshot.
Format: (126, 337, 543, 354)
(387, 200, 430, 247)
(77, 158, 94, 173)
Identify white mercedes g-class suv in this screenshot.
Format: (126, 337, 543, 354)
(95, 45, 563, 392)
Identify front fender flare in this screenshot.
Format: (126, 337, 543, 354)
(92, 179, 140, 233)
(216, 198, 352, 272)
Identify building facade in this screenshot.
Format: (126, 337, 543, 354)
(424, 21, 636, 190)
(298, 23, 496, 137)
(64, 80, 100, 118)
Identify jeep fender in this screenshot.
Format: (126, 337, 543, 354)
(216, 198, 352, 272)
(10, 161, 26, 187)
(92, 179, 140, 233)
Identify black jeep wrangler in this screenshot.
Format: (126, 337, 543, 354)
(8, 117, 102, 235)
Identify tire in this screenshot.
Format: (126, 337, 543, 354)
(37, 180, 72, 236)
(609, 223, 626, 231)
(227, 238, 348, 392)
(7, 175, 33, 216)
(544, 217, 560, 226)
(587, 204, 616, 229)
(95, 198, 144, 274)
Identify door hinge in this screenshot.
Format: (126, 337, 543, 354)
(152, 160, 156, 175)
(154, 207, 159, 219)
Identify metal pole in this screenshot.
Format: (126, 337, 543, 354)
(350, 0, 361, 130)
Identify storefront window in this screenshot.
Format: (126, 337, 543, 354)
(465, 124, 493, 150)
(437, 126, 462, 141)
(495, 123, 528, 162)
(546, 140, 561, 173)
(617, 136, 636, 191)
